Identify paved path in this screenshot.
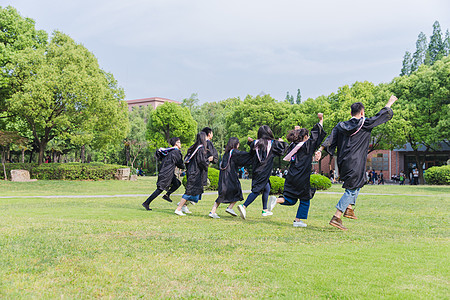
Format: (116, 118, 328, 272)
(0, 191, 442, 199)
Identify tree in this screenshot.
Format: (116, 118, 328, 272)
(390, 56, 450, 184)
(296, 89, 302, 104)
(285, 91, 294, 104)
(5, 31, 129, 164)
(0, 6, 47, 116)
(443, 29, 450, 56)
(400, 51, 412, 76)
(411, 32, 427, 72)
(125, 106, 151, 170)
(181, 93, 199, 113)
(426, 21, 445, 65)
(0, 131, 27, 180)
(147, 102, 197, 149)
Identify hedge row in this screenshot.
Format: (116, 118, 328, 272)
(182, 167, 220, 191)
(0, 163, 128, 180)
(269, 174, 332, 194)
(424, 165, 450, 185)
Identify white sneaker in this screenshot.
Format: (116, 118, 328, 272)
(293, 220, 307, 227)
(225, 208, 238, 216)
(174, 209, 186, 216)
(209, 212, 220, 219)
(237, 205, 246, 220)
(262, 210, 273, 216)
(181, 205, 192, 214)
(268, 196, 277, 212)
(189, 201, 196, 206)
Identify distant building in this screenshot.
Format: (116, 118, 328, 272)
(126, 97, 181, 111)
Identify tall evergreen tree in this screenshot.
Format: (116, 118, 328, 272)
(285, 91, 294, 104)
(296, 88, 302, 104)
(400, 51, 412, 76)
(443, 29, 450, 56)
(411, 32, 427, 72)
(426, 21, 444, 65)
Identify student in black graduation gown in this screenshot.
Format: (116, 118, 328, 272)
(142, 137, 184, 211)
(317, 95, 398, 230)
(175, 132, 213, 216)
(208, 137, 252, 219)
(237, 125, 287, 220)
(268, 113, 326, 227)
(197, 127, 219, 203)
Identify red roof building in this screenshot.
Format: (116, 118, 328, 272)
(126, 97, 181, 111)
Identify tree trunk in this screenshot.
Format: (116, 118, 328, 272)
(81, 145, 85, 163)
(2, 149, 7, 180)
(21, 148, 25, 163)
(38, 141, 48, 165)
(413, 150, 425, 184)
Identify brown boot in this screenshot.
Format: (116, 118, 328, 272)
(344, 207, 357, 219)
(329, 216, 347, 230)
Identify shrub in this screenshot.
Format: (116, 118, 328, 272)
(424, 165, 450, 185)
(0, 163, 127, 180)
(268, 174, 332, 194)
(269, 176, 285, 194)
(181, 167, 220, 191)
(310, 174, 332, 190)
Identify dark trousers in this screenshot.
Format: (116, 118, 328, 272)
(280, 196, 311, 219)
(143, 176, 181, 205)
(243, 182, 270, 210)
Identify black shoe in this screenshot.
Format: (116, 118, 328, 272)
(142, 203, 152, 211)
(162, 194, 172, 203)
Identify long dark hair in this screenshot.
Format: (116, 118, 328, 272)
(187, 132, 207, 155)
(286, 128, 308, 143)
(256, 125, 274, 152)
(224, 137, 240, 154)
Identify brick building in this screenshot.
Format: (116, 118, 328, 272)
(126, 97, 181, 111)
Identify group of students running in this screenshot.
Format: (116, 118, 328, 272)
(142, 95, 398, 230)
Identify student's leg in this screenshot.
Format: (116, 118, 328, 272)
(210, 201, 220, 214)
(143, 188, 164, 206)
(167, 176, 181, 195)
(279, 196, 298, 206)
(295, 200, 311, 221)
(261, 183, 271, 211)
(176, 198, 188, 212)
(335, 188, 360, 217)
(243, 192, 260, 208)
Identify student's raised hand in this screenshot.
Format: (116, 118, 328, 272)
(208, 156, 214, 162)
(386, 95, 398, 108)
(314, 150, 322, 161)
(278, 138, 284, 142)
(248, 137, 254, 142)
(317, 113, 323, 120)
(294, 125, 300, 130)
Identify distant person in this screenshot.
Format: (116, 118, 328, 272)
(399, 171, 405, 185)
(317, 95, 397, 230)
(198, 127, 218, 203)
(142, 137, 184, 211)
(413, 168, 419, 185)
(379, 170, 384, 185)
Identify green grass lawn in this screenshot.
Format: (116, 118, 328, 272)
(0, 178, 449, 298)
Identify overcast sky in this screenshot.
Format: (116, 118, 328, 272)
(6, 0, 450, 103)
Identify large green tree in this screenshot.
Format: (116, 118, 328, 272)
(411, 32, 428, 72)
(5, 31, 129, 164)
(390, 56, 450, 183)
(147, 102, 197, 149)
(426, 21, 445, 65)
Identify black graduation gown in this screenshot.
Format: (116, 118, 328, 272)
(249, 139, 287, 193)
(202, 140, 219, 186)
(216, 150, 253, 203)
(284, 123, 326, 200)
(322, 107, 393, 190)
(184, 147, 209, 196)
(156, 148, 185, 190)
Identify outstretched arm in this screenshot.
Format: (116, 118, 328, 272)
(385, 95, 398, 108)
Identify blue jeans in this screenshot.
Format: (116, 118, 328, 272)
(243, 183, 270, 210)
(280, 196, 310, 219)
(336, 188, 360, 213)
